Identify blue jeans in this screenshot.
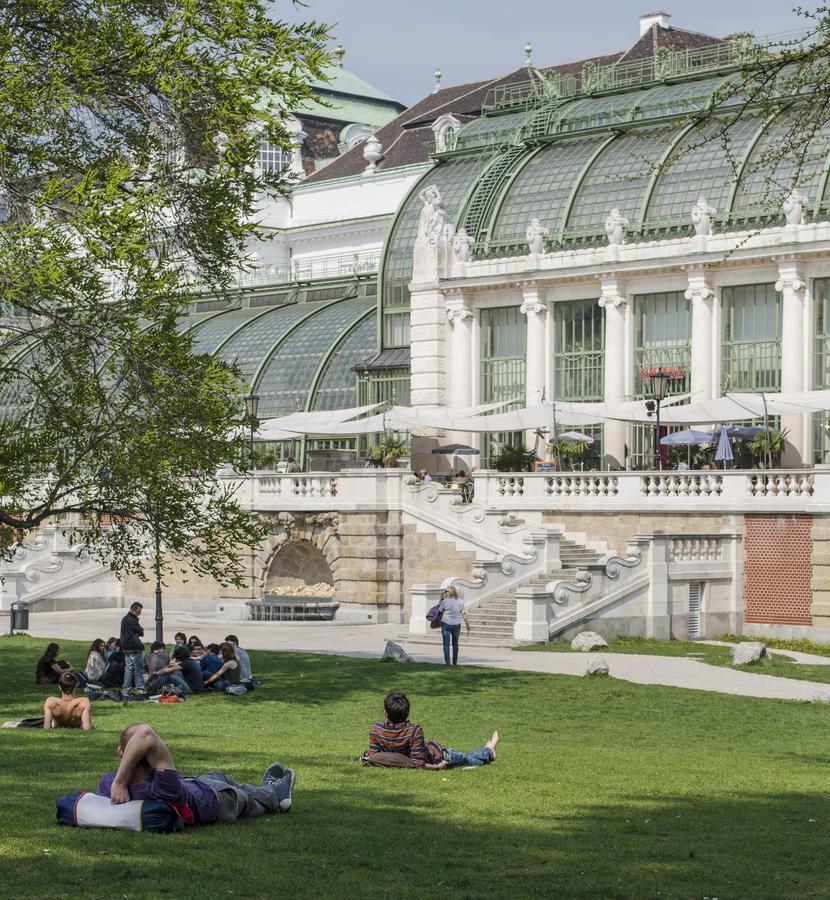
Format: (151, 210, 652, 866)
(147, 672, 192, 694)
(122, 652, 144, 691)
(441, 622, 461, 665)
(443, 746, 494, 768)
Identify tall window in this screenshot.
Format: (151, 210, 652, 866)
(721, 283, 781, 392)
(257, 139, 291, 174)
(554, 299, 604, 401)
(633, 291, 691, 397)
(629, 291, 691, 469)
(553, 298, 604, 467)
(383, 310, 410, 348)
(814, 278, 830, 462)
(480, 306, 527, 465)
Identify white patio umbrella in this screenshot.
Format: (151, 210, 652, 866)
(714, 427, 734, 468)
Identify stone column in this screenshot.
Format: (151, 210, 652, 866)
(520, 284, 548, 407)
(684, 268, 715, 402)
(599, 276, 628, 468)
(776, 259, 808, 465)
(444, 295, 475, 410)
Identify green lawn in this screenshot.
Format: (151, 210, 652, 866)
(3, 634, 830, 898)
(520, 635, 830, 686)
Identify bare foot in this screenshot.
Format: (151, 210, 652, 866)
(485, 729, 500, 760)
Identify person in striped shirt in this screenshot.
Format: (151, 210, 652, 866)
(366, 692, 499, 770)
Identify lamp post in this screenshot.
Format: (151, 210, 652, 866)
(644, 370, 671, 471)
(244, 392, 260, 610)
(152, 510, 164, 643)
(245, 392, 260, 471)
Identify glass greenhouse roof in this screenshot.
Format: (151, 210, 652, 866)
(380, 71, 830, 265)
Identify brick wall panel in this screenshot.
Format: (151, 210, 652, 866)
(745, 514, 812, 625)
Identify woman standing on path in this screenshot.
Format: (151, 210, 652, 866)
(439, 587, 470, 666)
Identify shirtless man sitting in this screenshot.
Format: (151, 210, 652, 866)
(43, 673, 94, 731)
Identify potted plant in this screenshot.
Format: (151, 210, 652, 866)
(546, 438, 589, 470)
(747, 428, 790, 468)
(370, 435, 410, 468)
(490, 444, 538, 472)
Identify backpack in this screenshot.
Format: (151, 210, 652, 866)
(426, 603, 443, 629)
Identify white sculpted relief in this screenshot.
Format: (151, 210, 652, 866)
(605, 208, 629, 246)
(526, 217, 549, 254)
(691, 197, 716, 236)
(417, 185, 446, 244)
(783, 188, 808, 226)
(452, 226, 472, 262)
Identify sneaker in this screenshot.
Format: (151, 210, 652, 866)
(276, 768, 295, 812)
(262, 762, 285, 785)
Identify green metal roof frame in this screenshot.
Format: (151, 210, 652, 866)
(304, 306, 375, 412)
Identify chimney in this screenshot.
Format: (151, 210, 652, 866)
(639, 10, 671, 37)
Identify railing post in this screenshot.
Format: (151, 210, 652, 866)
(645, 534, 671, 639)
(513, 586, 550, 642)
(409, 585, 441, 635)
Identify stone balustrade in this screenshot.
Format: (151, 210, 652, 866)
(225, 467, 830, 514)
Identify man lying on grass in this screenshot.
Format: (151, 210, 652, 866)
(96, 723, 295, 826)
(364, 692, 499, 769)
(44, 673, 94, 731)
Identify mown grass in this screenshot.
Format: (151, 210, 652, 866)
(2, 633, 830, 898)
(519, 635, 830, 686)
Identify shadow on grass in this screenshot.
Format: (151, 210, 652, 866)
(1, 785, 828, 898)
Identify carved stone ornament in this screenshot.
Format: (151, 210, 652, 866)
(446, 306, 474, 324)
(362, 136, 384, 173)
(690, 196, 716, 236)
(598, 283, 626, 309)
(684, 285, 714, 303)
(783, 188, 809, 226)
(520, 298, 546, 316)
(774, 275, 806, 294)
(416, 184, 446, 245)
(452, 226, 472, 262)
(525, 217, 549, 254)
(605, 208, 629, 246)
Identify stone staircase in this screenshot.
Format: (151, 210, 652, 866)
(405, 535, 605, 648)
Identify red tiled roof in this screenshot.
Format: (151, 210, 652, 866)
(304, 24, 727, 184)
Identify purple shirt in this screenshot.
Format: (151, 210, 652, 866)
(96, 768, 218, 825)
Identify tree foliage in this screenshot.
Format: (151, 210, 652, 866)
(0, 0, 330, 582)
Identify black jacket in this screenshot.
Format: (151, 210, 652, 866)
(119, 611, 144, 653)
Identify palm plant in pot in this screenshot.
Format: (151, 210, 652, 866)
(370, 434, 410, 468)
(747, 427, 790, 468)
(546, 438, 589, 471)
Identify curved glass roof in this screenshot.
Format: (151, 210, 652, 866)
(380, 80, 830, 262)
(380, 154, 483, 321)
(311, 311, 375, 410)
(256, 296, 375, 417)
(170, 289, 377, 418)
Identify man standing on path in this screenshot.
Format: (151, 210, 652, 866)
(120, 602, 145, 694)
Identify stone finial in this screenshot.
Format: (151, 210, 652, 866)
(605, 208, 629, 246)
(691, 196, 716, 236)
(526, 217, 549, 255)
(783, 188, 808, 226)
(524, 41, 533, 66)
(332, 44, 346, 67)
(433, 67, 442, 94)
(452, 226, 472, 263)
(362, 135, 384, 174)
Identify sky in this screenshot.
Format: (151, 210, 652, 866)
(281, 1, 809, 104)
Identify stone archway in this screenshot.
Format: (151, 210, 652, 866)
(265, 540, 334, 593)
(254, 511, 341, 596)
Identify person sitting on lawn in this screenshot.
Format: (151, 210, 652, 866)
(44, 673, 94, 731)
(146, 642, 192, 695)
(172, 645, 204, 693)
(200, 643, 222, 680)
(95, 723, 295, 825)
(36, 642, 74, 685)
(171, 632, 188, 654)
(83, 639, 107, 682)
(365, 692, 499, 770)
(188, 636, 206, 659)
(203, 642, 240, 691)
(224, 634, 253, 689)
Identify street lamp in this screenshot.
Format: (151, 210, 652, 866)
(644, 369, 671, 471)
(245, 392, 260, 471)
